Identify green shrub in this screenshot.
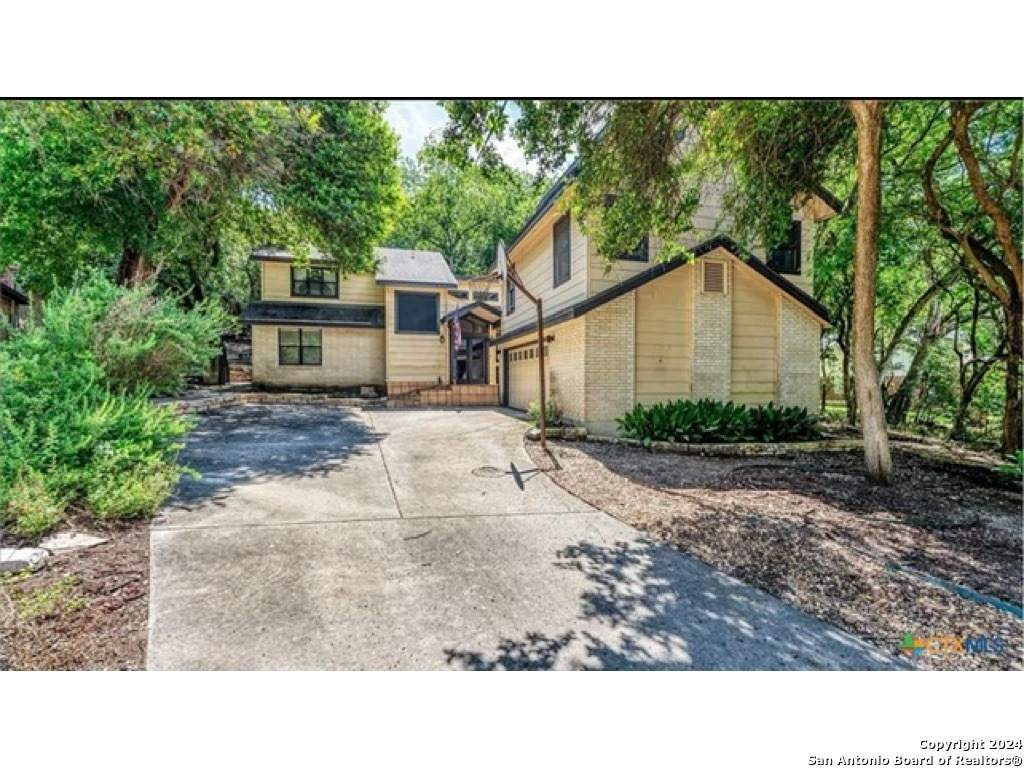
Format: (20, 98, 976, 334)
(96, 289, 233, 395)
(2, 470, 68, 537)
(0, 274, 208, 536)
(528, 399, 564, 427)
(997, 450, 1023, 481)
(616, 398, 819, 444)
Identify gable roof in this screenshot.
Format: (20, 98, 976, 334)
(375, 247, 457, 288)
(494, 235, 830, 345)
(441, 301, 502, 325)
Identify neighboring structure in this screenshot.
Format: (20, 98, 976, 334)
(241, 248, 501, 405)
(495, 172, 839, 434)
(0, 267, 30, 336)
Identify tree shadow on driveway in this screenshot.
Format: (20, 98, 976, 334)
(168, 404, 383, 508)
(444, 538, 904, 671)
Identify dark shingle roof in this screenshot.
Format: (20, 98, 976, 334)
(240, 302, 384, 328)
(375, 248, 457, 288)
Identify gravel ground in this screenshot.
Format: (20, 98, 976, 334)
(527, 441, 1022, 671)
(0, 521, 149, 671)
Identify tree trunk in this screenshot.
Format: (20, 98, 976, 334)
(1003, 302, 1023, 454)
(886, 334, 936, 425)
(116, 245, 153, 286)
(950, 365, 992, 440)
(841, 341, 857, 425)
(849, 100, 893, 484)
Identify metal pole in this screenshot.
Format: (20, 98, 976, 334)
(536, 298, 546, 451)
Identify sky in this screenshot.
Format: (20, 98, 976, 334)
(385, 100, 536, 173)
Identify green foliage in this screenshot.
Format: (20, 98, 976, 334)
(527, 399, 564, 427)
(389, 141, 542, 276)
(3, 470, 67, 537)
(0, 275, 200, 536)
(997, 451, 1023, 481)
(12, 575, 85, 620)
(93, 284, 234, 395)
(616, 399, 819, 444)
(0, 100, 402, 302)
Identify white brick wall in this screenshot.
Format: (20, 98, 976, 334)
(777, 299, 821, 411)
(691, 258, 732, 400)
(584, 294, 636, 435)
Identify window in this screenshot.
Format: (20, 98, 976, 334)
(448, 289, 470, 299)
(473, 290, 499, 301)
(617, 236, 650, 262)
(291, 267, 339, 298)
(553, 214, 572, 287)
(767, 221, 802, 275)
(278, 328, 322, 366)
(395, 291, 439, 334)
(507, 282, 516, 314)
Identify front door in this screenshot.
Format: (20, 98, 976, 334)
(455, 334, 488, 384)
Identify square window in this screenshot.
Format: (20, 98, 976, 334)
(395, 291, 439, 334)
(279, 328, 323, 366)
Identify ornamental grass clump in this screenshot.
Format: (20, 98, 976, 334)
(616, 398, 819, 445)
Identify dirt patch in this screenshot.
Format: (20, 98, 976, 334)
(527, 441, 1022, 671)
(0, 521, 149, 670)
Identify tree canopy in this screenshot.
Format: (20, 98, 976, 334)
(388, 142, 543, 276)
(0, 100, 402, 304)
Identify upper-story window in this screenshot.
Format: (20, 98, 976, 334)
(473, 290, 498, 302)
(395, 291, 439, 334)
(553, 214, 572, 287)
(768, 221, 802, 275)
(291, 266, 339, 298)
(617, 236, 650, 262)
(506, 282, 516, 314)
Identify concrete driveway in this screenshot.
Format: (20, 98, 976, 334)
(149, 405, 901, 670)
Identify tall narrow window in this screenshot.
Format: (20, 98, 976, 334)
(291, 267, 339, 297)
(553, 214, 572, 287)
(767, 221, 802, 275)
(278, 328, 323, 365)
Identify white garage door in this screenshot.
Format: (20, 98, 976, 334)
(507, 345, 541, 411)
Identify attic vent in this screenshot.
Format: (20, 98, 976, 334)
(702, 261, 727, 294)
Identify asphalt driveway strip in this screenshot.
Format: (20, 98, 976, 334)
(148, 404, 905, 670)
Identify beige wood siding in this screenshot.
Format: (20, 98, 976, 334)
(251, 325, 385, 388)
(504, 210, 588, 335)
(635, 265, 692, 405)
(730, 262, 779, 405)
(261, 262, 384, 305)
(385, 287, 447, 383)
(587, 236, 662, 296)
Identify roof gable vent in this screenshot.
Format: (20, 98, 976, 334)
(702, 261, 727, 295)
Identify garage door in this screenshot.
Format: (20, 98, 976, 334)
(507, 345, 541, 411)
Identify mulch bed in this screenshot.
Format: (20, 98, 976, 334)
(0, 521, 149, 671)
(527, 440, 1023, 671)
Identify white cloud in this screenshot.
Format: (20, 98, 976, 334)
(385, 100, 538, 174)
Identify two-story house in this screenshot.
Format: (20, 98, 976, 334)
(241, 247, 502, 405)
(496, 171, 839, 435)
